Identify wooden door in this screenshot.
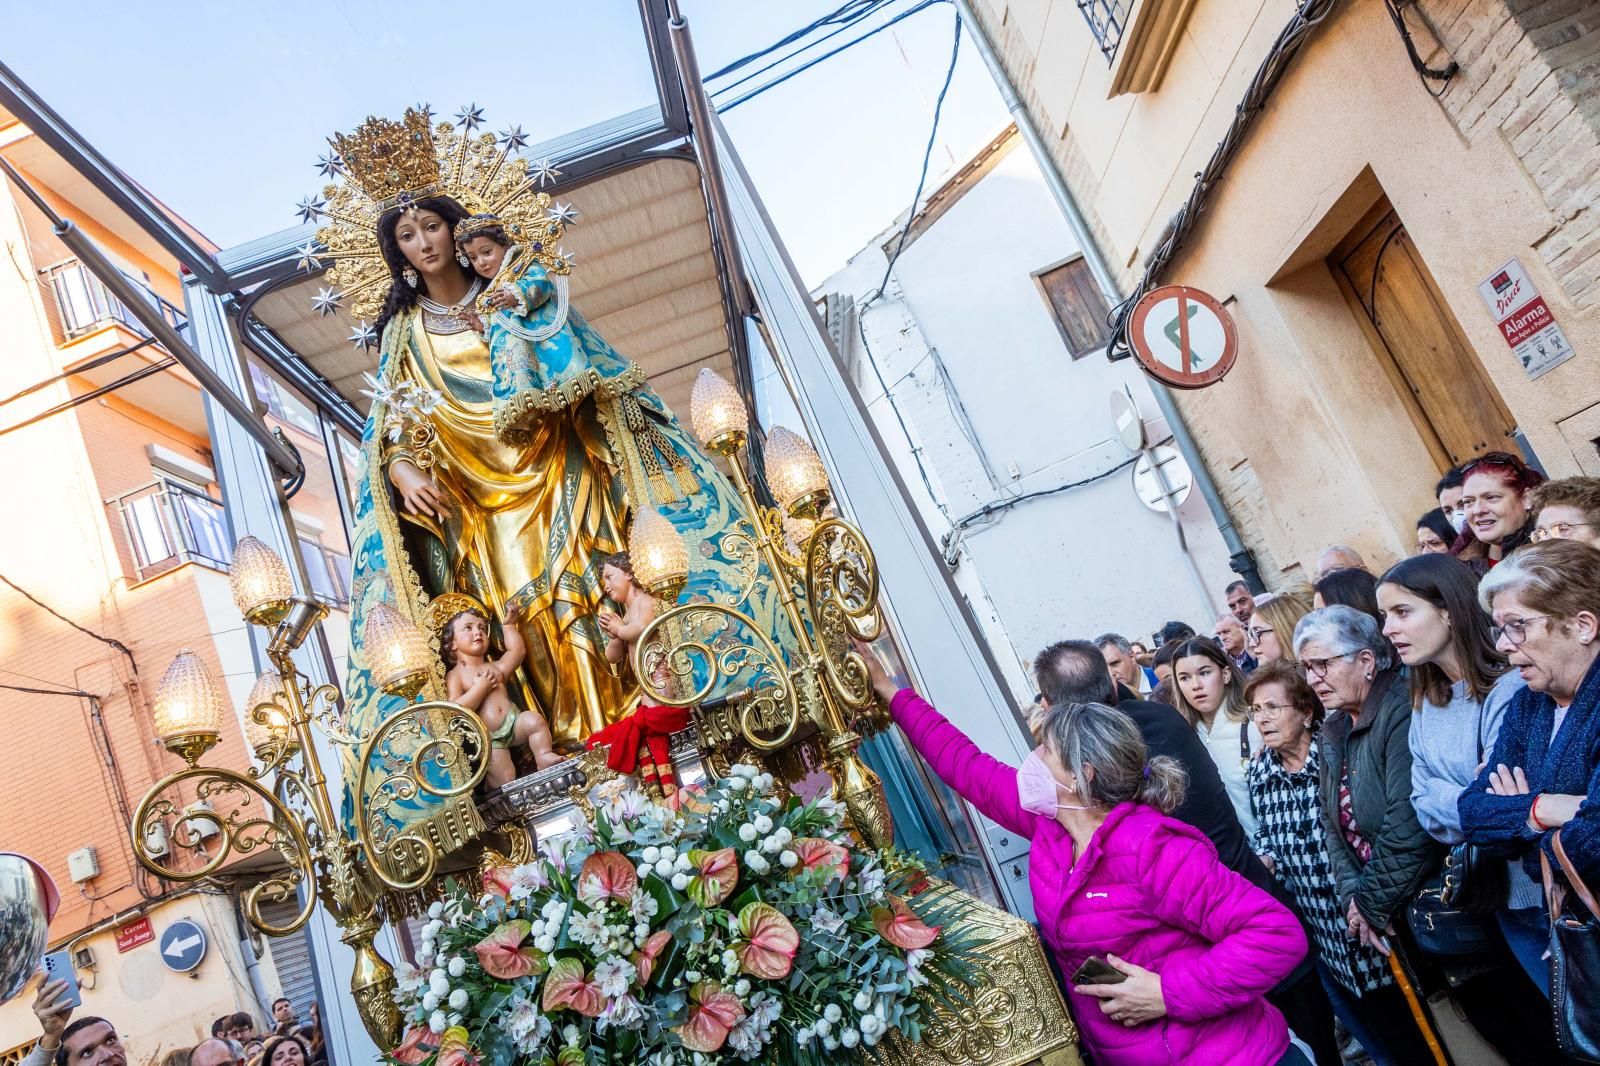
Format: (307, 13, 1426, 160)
(1332, 201, 1516, 467)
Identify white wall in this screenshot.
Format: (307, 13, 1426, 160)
(815, 140, 1237, 686)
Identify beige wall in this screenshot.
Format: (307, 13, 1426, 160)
(974, 0, 1600, 584)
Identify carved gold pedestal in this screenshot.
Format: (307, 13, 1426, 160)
(881, 886, 1082, 1066)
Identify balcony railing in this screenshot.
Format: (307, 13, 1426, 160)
(1077, 0, 1130, 63)
(109, 479, 232, 582)
(43, 258, 190, 345)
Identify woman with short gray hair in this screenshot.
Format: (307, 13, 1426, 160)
(1292, 607, 1439, 969)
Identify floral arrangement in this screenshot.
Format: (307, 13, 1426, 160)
(389, 765, 982, 1066)
(360, 372, 444, 442)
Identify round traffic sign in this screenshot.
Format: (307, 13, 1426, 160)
(158, 918, 208, 973)
(1128, 285, 1237, 389)
(1132, 445, 1193, 513)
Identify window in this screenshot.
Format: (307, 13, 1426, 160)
(43, 259, 189, 342)
(111, 479, 231, 581)
(249, 363, 320, 437)
(298, 536, 351, 607)
(1036, 256, 1112, 357)
(1077, 0, 1131, 63)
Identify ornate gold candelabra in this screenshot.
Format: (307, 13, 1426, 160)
(629, 369, 896, 850)
(128, 536, 491, 1050)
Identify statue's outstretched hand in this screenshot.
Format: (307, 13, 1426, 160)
(391, 460, 445, 519)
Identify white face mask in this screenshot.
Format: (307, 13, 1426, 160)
(1448, 508, 1468, 533)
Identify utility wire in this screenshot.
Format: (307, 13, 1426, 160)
(0, 572, 138, 670)
(0, 336, 158, 409)
(0, 357, 177, 438)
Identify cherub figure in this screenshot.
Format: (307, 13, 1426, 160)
(586, 552, 689, 795)
(441, 602, 562, 787)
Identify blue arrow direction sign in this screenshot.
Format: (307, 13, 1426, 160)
(158, 918, 208, 973)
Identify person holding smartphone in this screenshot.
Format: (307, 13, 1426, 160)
(22, 976, 126, 1066)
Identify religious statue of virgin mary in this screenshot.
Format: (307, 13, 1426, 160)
(311, 109, 791, 837)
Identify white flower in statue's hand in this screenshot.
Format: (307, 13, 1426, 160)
(779, 850, 799, 869)
(448, 989, 469, 1011)
(427, 901, 444, 919)
(447, 956, 466, 978)
(738, 823, 758, 843)
(428, 1011, 448, 1034)
(671, 872, 690, 891)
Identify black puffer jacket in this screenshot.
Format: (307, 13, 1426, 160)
(1318, 670, 1442, 928)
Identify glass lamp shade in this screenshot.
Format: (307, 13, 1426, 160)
(229, 536, 294, 625)
(363, 603, 432, 698)
(629, 508, 689, 600)
(689, 368, 749, 454)
(763, 427, 831, 518)
(242, 671, 293, 755)
(152, 650, 224, 762)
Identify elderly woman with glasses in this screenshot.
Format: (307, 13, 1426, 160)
(1244, 662, 1435, 1066)
(1292, 606, 1440, 961)
(1460, 539, 1600, 992)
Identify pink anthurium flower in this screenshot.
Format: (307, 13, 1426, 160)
(685, 847, 740, 908)
(481, 865, 515, 899)
(790, 837, 851, 883)
(542, 956, 604, 1017)
(675, 981, 746, 1053)
(390, 1026, 435, 1065)
(436, 1027, 478, 1066)
(632, 929, 673, 987)
(473, 920, 545, 980)
(873, 894, 940, 950)
(733, 901, 799, 980)
(578, 850, 638, 905)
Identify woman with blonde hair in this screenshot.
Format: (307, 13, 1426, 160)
(1248, 587, 1314, 665)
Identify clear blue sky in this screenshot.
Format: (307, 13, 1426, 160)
(3, 1, 1009, 285)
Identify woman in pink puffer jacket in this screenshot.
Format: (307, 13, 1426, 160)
(878, 675, 1309, 1066)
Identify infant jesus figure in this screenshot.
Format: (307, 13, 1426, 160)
(441, 602, 562, 788)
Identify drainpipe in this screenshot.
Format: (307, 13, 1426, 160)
(953, 0, 1265, 593)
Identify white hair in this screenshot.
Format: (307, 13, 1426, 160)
(1293, 605, 1392, 671)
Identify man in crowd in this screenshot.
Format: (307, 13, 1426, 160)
(1436, 466, 1466, 534)
(23, 979, 124, 1066)
(1155, 620, 1194, 646)
(1224, 579, 1255, 625)
(223, 1015, 254, 1043)
(270, 998, 302, 1039)
(1213, 614, 1256, 675)
(1314, 544, 1367, 578)
(1531, 476, 1600, 549)
(210, 1018, 228, 1040)
(1092, 633, 1155, 697)
(189, 1040, 241, 1066)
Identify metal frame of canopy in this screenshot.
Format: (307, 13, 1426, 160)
(0, 4, 1054, 1060)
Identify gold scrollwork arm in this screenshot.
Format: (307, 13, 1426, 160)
(352, 700, 490, 892)
(636, 602, 801, 752)
(130, 767, 318, 935)
(306, 682, 362, 746)
(803, 517, 883, 714)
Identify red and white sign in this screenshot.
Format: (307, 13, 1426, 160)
(1127, 285, 1238, 389)
(115, 916, 153, 953)
(1477, 259, 1574, 380)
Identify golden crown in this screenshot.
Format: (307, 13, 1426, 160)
(298, 105, 577, 326)
(329, 109, 442, 211)
(426, 592, 487, 637)
(453, 213, 506, 244)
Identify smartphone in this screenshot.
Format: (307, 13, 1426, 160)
(1071, 956, 1127, 986)
(41, 951, 82, 1009)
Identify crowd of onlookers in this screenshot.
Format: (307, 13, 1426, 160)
(868, 455, 1600, 1066)
(22, 979, 325, 1066)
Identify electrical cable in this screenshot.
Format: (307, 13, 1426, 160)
(0, 573, 137, 668)
(705, 0, 886, 80)
(1384, 0, 1458, 96)
(0, 357, 179, 438)
(715, 0, 949, 112)
(0, 336, 158, 409)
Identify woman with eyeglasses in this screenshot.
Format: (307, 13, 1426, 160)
(1529, 476, 1600, 550)
(1415, 508, 1456, 555)
(1172, 637, 1262, 838)
(1292, 607, 1440, 966)
(1460, 539, 1600, 993)
(1244, 662, 1434, 1066)
(1454, 451, 1545, 572)
(1247, 587, 1314, 666)
(1376, 554, 1568, 1061)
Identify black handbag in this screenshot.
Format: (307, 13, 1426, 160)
(1543, 829, 1600, 1061)
(1406, 703, 1505, 956)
